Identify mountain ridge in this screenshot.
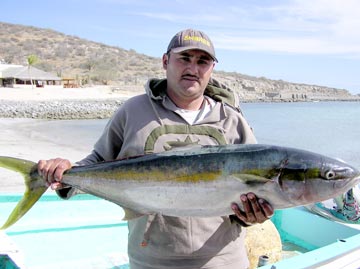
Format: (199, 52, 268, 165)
(0, 21, 358, 101)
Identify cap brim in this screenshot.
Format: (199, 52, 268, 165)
(171, 46, 218, 63)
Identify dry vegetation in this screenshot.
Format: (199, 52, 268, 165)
(0, 21, 357, 100)
(0, 21, 164, 86)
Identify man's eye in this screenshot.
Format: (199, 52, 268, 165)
(198, 59, 210, 65)
(180, 56, 191, 62)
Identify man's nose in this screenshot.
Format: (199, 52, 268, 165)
(186, 61, 200, 74)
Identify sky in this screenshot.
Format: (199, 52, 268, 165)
(1, 0, 360, 94)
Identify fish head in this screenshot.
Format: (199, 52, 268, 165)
(277, 150, 360, 207)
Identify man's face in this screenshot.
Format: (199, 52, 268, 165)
(163, 49, 215, 108)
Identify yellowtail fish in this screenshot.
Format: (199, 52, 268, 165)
(1, 144, 359, 229)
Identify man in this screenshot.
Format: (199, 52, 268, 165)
(38, 29, 274, 269)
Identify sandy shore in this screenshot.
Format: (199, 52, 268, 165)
(0, 86, 138, 193)
(0, 118, 102, 193)
(0, 86, 143, 119)
(0, 85, 141, 101)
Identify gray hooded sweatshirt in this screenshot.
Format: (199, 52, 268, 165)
(59, 78, 257, 269)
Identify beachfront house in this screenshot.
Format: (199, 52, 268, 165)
(0, 64, 62, 88)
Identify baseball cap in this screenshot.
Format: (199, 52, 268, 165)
(166, 29, 218, 62)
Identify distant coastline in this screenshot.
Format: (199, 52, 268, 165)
(0, 86, 359, 120)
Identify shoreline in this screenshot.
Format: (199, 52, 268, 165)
(1, 86, 359, 120)
(0, 118, 98, 193)
(0, 99, 125, 119)
(0, 86, 139, 119)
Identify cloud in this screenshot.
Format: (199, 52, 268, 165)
(215, 0, 360, 57)
(214, 35, 358, 55)
(133, 0, 360, 57)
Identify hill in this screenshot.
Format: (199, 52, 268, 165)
(0, 21, 357, 101)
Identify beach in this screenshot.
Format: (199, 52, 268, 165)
(0, 86, 143, 119)
(0, 86, 141, 101)
(0, 86, 139, 192)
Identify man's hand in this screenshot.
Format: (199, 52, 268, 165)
(231, 192, 274, 226)
(37, 158, 72, 190)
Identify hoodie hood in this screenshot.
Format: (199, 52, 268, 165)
(146, 78, 240, 108)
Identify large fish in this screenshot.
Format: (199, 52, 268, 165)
(1, 144, 359, 229)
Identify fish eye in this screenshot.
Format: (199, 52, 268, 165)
(325, 170, 336, 180)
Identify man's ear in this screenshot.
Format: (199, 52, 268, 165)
(162, 53, 168, 69)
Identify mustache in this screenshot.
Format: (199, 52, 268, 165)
(181, 74, 199, 80)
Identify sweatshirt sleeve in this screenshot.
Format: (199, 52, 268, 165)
(56, 103, 127, 199)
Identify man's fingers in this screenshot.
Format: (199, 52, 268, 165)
(259, 199, 274, 218)
(50, 182, 64, 190)
(231, 203, 250, 225)
(231, 193, 274, 225)
(53, 159, 71, 181)
(37, 158, 71, 186)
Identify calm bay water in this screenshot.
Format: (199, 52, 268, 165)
(42, 101, 360, 168)
(241, 101, 360, 167)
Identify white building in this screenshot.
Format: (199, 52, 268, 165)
(0, 64, 62, 88)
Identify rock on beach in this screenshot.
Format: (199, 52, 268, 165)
(0, 86, 138, 119)
(0, 99, 125, 119)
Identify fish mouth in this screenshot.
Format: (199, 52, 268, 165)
(322, 164, 359, 180)
(332, 166, 360, 190)
(341, 165, 359, 179)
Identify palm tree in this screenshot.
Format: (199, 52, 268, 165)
(27, 54, 38, 88)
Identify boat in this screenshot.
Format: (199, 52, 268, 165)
(1, 193, 360, 269)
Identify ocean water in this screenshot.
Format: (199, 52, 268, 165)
(241, 101, 360, 168)
(38, 101, 360, 168)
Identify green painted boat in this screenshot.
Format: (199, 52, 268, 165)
(1, 194, 359, 269)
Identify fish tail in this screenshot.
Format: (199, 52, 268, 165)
(0, 156, 48, 229)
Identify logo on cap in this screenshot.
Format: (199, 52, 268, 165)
(183, 35, 211, 47)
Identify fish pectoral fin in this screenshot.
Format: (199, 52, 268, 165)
(122, 207, 144, 220)
(234, 173, 270, 184)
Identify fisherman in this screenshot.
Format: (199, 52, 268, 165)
(37, 29, 274, 269)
